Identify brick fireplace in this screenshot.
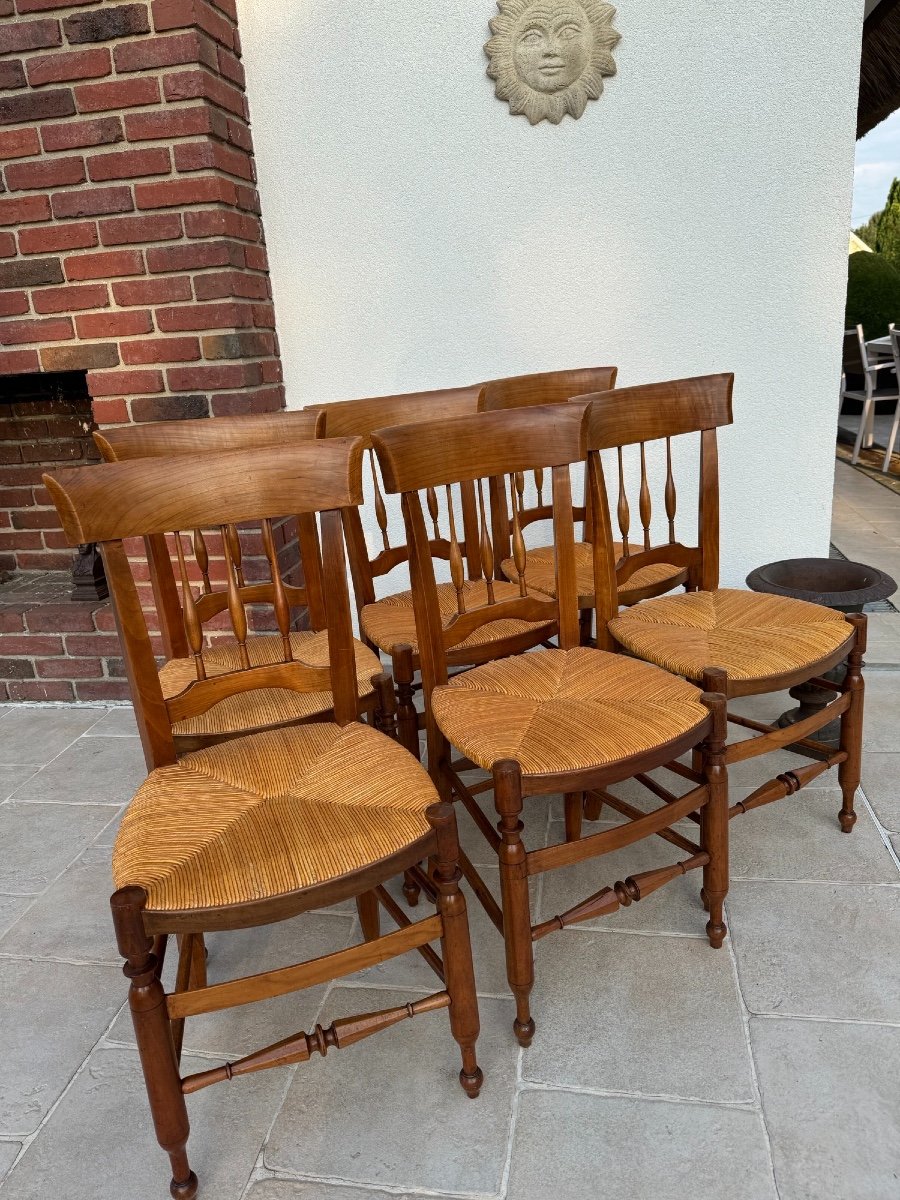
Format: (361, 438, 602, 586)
(0, 0, 287, 700)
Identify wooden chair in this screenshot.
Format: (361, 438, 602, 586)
(839, 325, 900, 465)
(313, 387, 559, 767)
(581, 374, 866, 836)
(94, 411, 387, 750)
(372, 404, 730, 1047)
(478, 366, 688, 612)
(44, 439, 482, 1200)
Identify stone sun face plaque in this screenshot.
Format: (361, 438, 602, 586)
(485, 0, 620, 125)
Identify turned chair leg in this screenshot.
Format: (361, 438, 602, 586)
(429, 803, 483, 1098)
(583, 792, 603, 822)
(356, 890, 381, 942)
(372, 670, 400, 742)
(838, 614, 866, 833)
(393, 644, 421, 762)
(700, 672, 729, 949)
(564, 792, 583, 842)
(111, 887, 197, 1200)
(495, 760, 535, 1047)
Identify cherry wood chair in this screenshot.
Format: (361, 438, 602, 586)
(372, 404, 730, 1047)
(313, 387, 559, 766)
(44, 439, 482, 1200)
(580, 374, 866, 835)
(479, 366, 688, 613)
(94, 410, 387, 751)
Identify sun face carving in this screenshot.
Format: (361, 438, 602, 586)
(485, 0, 620, 125)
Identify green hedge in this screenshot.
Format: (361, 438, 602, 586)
(845, 251, 900, 339)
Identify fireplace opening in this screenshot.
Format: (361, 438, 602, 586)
(0, 371, 124, 703)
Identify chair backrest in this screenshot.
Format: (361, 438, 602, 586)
(94, 411, 328, 655)
(372, 404, 590, 702)
(891, 327, 900, 374)
(44, 439, 366, 770)
(311, 386, 484, 621)
(842, 326, 867, 377)
(477, 367, 618, 560)
(577, 374, 735, 647)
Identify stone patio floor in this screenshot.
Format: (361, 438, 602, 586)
(0, 459, 898, 1200)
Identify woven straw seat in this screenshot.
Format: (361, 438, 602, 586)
(431, 647, 708, 776)
(361, 579, 554, 655)
(501, 541, 684, 604)
(159, 631, 382, 738)
(609, 589, 853, 683)
(113, 722, 436, 913)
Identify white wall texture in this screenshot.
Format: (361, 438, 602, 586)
(237, 0, 864, 588)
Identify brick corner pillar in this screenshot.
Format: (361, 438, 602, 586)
(0, 0, 286, 427)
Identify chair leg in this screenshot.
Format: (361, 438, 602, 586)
(429, 803, 483, 1098)
(393, 644, 421, 762)
(883, 402, 900, 473)
(372, 670, 399, 742)
(852, 396, 872, 463)
(838, 615, 866, 833)
(700, 673, 729, 949)
(356, 890, 381, 941)
(110, 887, 197, 1200)
(583, 792, 603, 821)
(494, 759, 535, 1047)
(564, 793, 583, 842)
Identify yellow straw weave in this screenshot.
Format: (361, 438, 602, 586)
(501, 541, 683, 605)
(361, 579, 554, 655)
(609, 588, 852, 682)
(431, 647, 708, 776)
(159, 631, 382, 737)
(112, 723, 436, 912)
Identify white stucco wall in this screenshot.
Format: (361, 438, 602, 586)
(237, 0, 863, 588)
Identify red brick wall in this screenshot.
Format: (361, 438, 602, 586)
(0, 0, 285, 424)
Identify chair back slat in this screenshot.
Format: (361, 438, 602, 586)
(373, 405, 590, 705)
(638, 443, 652, 551)
(579, 374, 734, 621)
(44, 441, 368, 769)
(665, 438, 677, 543)
(174, 530, 208, 681)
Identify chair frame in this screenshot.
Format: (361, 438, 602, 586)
(94, 410, 390, 750)
(580, 374, 866, 835)
(373, 404, 730, 1046)
(45, 441, 482, 1199)
(885, 327, 900, 472)
(840, 325, 900, 468)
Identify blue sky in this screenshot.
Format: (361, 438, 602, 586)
(853, 109, 900, 226)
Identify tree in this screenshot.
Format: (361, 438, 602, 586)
(854, 212, 880, 249)
(846, 250, 900, 338)
(876, 178, 900, 268)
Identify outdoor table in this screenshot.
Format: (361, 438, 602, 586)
(866, 335, 895, 361)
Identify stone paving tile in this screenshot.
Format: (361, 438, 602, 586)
(0, 959, 122, 1137)
(861, 752, 900, 832)
(728, 881, 900, 1022)
(0, 802, 115, 894)
(752, 1017, 900, 1200)
(0, 1143, 19, 1183)
(0, 1047, 286, 1200)
(0, 707, 101, 765)
(248, 1183, 431, 1200)
(11, 736, 146, 805)
(265, 990, 518, 1195)
(539, 818, 710, 937)
(0, 895, 33, 941)
(81, 707, 139, 737)
(505, 1089, 778, 1200)
(859, 671, 900, 752)
(0, 765, 39, 801)
(522, 930, 754, 1103)
(107, 912, 357, 1060)
(728, 788, 898, 882)
(0, 845, 117, 965)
